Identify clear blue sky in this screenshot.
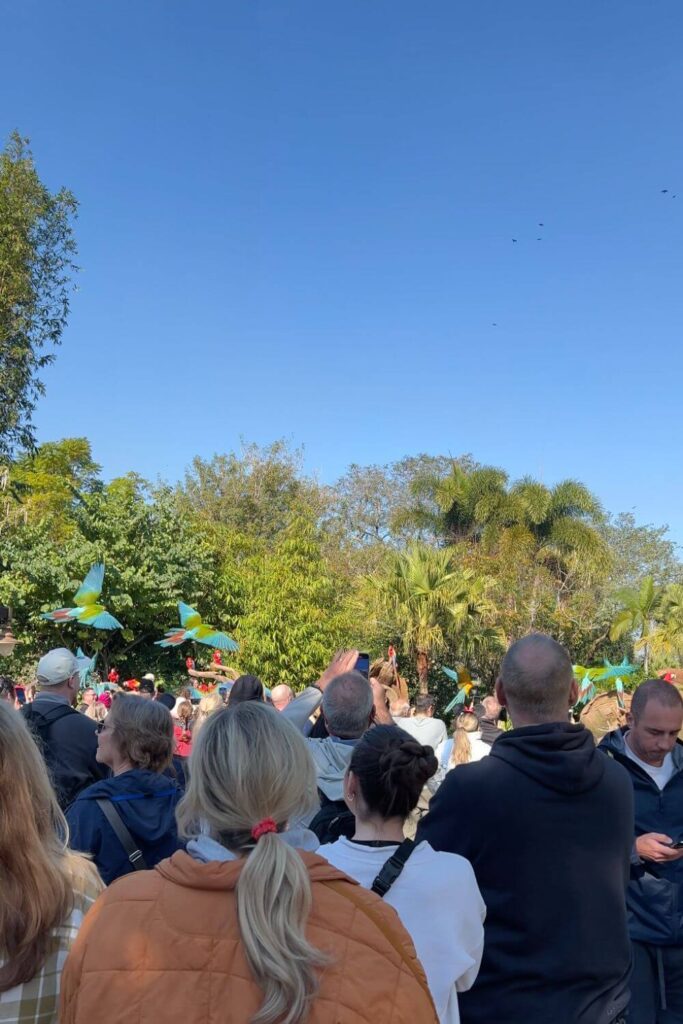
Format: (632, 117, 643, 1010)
(2, 1, 682, 542)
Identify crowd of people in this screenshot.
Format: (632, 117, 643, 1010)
(1, 634, 683, 1023)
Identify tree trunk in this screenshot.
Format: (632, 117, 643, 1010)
(416, 649, 430, 695)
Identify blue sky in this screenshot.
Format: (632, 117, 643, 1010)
(2, 0, 682, 542)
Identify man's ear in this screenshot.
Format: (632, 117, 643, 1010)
(626, 712, 634, 729)
(568, 678, 578, 706)
(494, 677, 507, 707)
(369, 706, 377, 726)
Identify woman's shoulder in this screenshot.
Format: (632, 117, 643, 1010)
(64, 855, 105, 913)
(412, 841, 478, 883)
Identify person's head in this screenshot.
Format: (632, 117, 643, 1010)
(177, 703, 326, 1024)
(0, 677, 16, 704)
(179, 686, 192, 701)
(138, 678, 155, 699)
(391, 698, 410, 719)
(414, 694, 435, 718)
(481, 695, 502, 721)
(496, 634, 577, 726)
(229, 674, 265, 706)
(0, 702, 98, 993)
(193, 692, 223, 739)
(176, 699, 194, 729)
(80, 686, 96, 707)
(35, 648, 81, 705)
(450, 712, 480, 767)
(97, 695, 174, 775)
(627, 679, 683, 766)
(156, 691, 176, 712)
(345, 725, 437, 825)
(85, 702, 107, 725)
(271, 684, 294, 712)
(322, 671, 374, 740)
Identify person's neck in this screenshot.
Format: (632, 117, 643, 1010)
(38, 685, 73, 704)
(112, 760, 135, 777)
(353, 816, 405, 843)
(507, 708, 569, 729)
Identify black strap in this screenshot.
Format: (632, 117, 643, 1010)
(96, 798, 147, 871)
(370, 838, 416, 897)
(23, 702, 76, 740)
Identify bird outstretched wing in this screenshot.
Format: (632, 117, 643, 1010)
(75, 564, 105, 606)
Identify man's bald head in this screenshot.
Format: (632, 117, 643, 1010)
(497, 633, 575, 723)
(270, 684, 293, 711)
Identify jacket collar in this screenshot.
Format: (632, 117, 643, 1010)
(156, 848, 354, 892)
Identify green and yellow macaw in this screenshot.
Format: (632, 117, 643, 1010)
(155, 602, 238, 652)
(42, 564, 122, 630)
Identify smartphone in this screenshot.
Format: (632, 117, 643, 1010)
(355, 653, 370, 679)
(15, 686, 26, 705)
(670, 839, 683, 849)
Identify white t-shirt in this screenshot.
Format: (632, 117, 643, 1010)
(625, 740, 675, 790)
(397, 715, 448, 751)
(319, 838, 485, 1024)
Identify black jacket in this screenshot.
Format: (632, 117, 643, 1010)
(418, 722, 633, 1024)
(599, 728, 683, 946)
(22, 695, 107, 809)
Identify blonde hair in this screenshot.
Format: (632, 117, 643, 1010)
(192, 692, 222, 740)
(85, 702, 107, 724)
(0, 703, 101, 991)
(109, 695, 174, 773)
(177, 703, 326, 1024)
(449, 711, 480, 767)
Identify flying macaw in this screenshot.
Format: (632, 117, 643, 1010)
(593, 657, 637, 709)
(442, 665, 475, 714)
(577, 673, 597, 705)
(75, 647, 98, 687)
(155, 602, 239, 652)
(42, 564, 122, 630)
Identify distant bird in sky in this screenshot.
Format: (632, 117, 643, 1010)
(155, 602, 238, 651)
(42, 564, 122, 630)
(662, 189, 669, 193)
(538, 222, 544, 227)
(536, 237, 542, 241)
(492, 322, 498, 326)
(512, 238, 517, 243)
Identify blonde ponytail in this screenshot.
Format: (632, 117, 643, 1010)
(449, 711, 479, 767)
(177, 702, 327, 1024)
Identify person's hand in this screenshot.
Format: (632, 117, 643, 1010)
(315, 650, 359, 692)
(636, 833, 683, 863)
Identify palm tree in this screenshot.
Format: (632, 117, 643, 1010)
(640, 583, 683, 666)
(610, 576, 661, 674)
(371, 545, 500, 694)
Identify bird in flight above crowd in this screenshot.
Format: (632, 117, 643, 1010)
(42, 564, 123, 630)
(156, 602, 239, 651)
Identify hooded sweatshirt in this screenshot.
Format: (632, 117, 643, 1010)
(307, 736, 357, 802)
(66, 768, 182, 885)
(418, 722, 634, 1024)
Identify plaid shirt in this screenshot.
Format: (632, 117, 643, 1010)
(0, 871, 102, 1024)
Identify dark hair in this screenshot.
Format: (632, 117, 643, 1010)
(349, 725, 437, 820)
(0, 677, 16, 700)
(229, 675, 264, 706)
(156, 692, 175, 711)
(139, 679, 155, 695)
(414, 694, 435, 714)
(632, 679, 683, 720)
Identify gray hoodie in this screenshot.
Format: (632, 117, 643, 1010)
(307, 737, 357, 802)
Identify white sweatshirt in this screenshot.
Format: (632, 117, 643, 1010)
(319, 838, 485, 1024)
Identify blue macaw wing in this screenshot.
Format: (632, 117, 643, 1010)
(442, 666, 460, 682)
(75, 563, 105, 605)
(79, 610, 122, 630)
(195, 631, 238, 651)
(178, 602, 201, 628)
(443, 694, 460, 714)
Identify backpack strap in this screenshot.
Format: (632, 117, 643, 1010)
(23, 702, 77, 741)
(95, 798, 147, 870)
(371, 839, 416, 897)
(323, 879, 435, 1010)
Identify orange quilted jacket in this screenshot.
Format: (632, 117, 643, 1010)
(60, 850, 437, 1024)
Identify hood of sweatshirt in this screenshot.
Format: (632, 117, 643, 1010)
(157, 848, 352, 892)
(307, 737, 356, 801)
(72, 768, 181, 842)
(490, 722, 606, 795)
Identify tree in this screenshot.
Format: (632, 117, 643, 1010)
(236, 517, 351, 686)
(610, 576, 661, 674)
(601, 513, 683, 591)
(371, 544, 482, 694)
(0, 133, 78, 460)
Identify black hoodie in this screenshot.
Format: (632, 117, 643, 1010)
(418, 722, 634, 1024)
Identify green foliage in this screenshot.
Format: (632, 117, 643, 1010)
(0, 133, 78, 460)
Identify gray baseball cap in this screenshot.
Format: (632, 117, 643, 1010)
(36, 648, 79, 686)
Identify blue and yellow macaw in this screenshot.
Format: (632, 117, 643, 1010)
(442, 664, 474, 714)
(42, 564, 122, 630)
(155, 602, 238, 652)
(75, 647, 98, 687)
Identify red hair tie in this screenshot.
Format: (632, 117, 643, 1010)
(251, 818, 278, 841)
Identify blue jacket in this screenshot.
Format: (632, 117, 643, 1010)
(599, 728, 683, 946)
(66, 769, 182, 885)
